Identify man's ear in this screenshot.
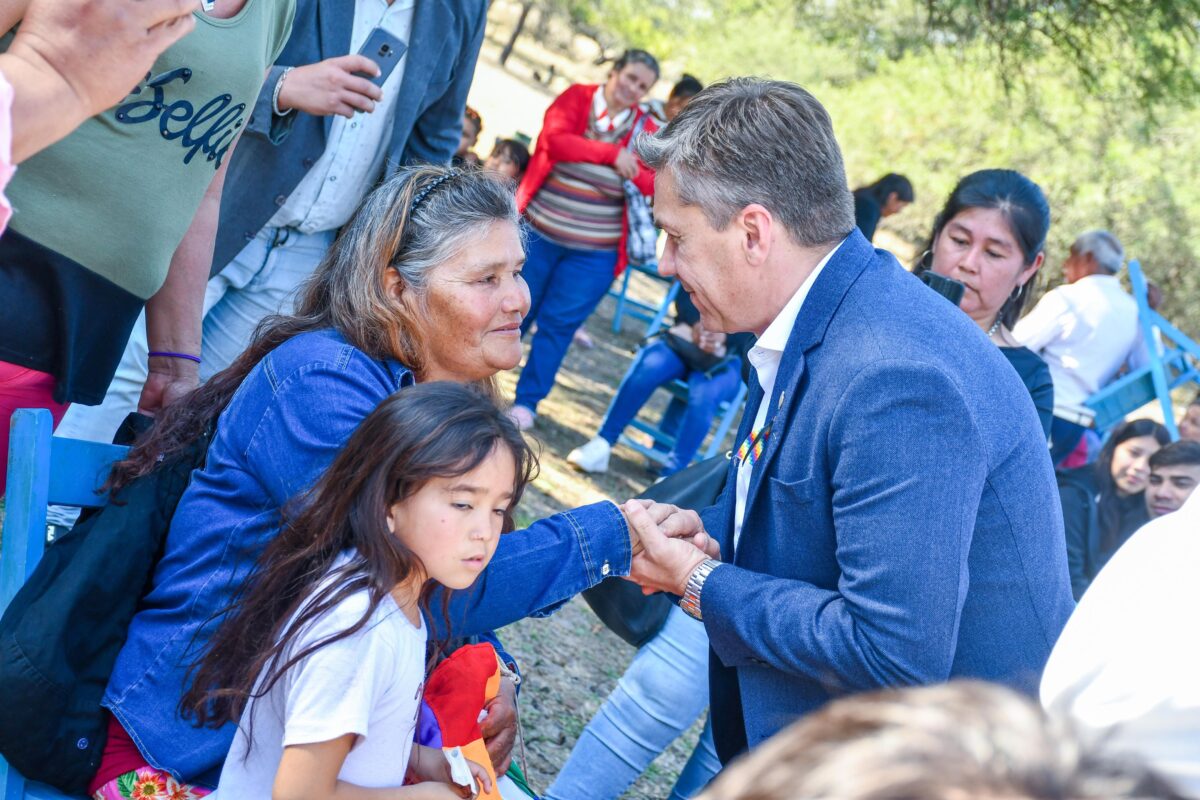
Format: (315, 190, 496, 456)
(739, 204, 774, 267)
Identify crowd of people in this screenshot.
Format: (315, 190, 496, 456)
(0, 5, 1198, 800)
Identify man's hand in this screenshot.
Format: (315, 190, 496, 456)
(479, 678, 516, 776)
(625, 500, 713, 596)
(276, 55, 384, 118)
(137, 356, 199, 416)
(11, 0, 198, 117)
(613, 148, 639, 180)
(695, 324, 728, 357)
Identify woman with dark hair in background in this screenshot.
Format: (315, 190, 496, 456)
(852, 172, 913, 242)
(508, 48, 660, 430)
(918, 168, 1055, 439)
(1057, 418, 1169, 599)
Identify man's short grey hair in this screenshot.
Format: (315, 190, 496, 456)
(634, 77, 855, 247)
(1074, 230, 1125, 274)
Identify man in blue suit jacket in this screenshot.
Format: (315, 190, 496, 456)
(625, 78, 1075, 765)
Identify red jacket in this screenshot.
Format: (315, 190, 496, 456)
(517, 83, 659, 276)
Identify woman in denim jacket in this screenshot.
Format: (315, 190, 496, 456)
(93, 167, 697, 792)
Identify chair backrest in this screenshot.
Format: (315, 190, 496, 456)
(2, 409, 128, 609)
(1, 409, 128, 799)
(1083, 260, 1200, 438)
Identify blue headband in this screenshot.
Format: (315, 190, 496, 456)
(410, 170, 459, 212)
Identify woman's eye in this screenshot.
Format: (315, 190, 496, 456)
(950, 236, 968, 247)
(986, 250, 1004, 259)
(452, 502, 472, 511)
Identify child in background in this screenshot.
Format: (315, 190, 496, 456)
(485, 138, 531, 182)
(1179, 393, 1200, 442)
(182, 383, 536, 799)
(454, 106, 483, 167)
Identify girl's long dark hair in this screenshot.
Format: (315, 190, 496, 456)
(1094, 418, 1169, 551)
(919, 169, 1050, 329)
(105, 166, 520, 493)
(180, 382, 537, 730)
(854, 172, 914, 205)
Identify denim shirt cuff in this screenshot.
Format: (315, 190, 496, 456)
(560, 500, 632, 584)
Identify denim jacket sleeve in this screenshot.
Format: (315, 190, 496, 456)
(436, 501, 632, 637)
(243, 353, 393, 506)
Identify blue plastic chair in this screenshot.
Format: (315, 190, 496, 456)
(1, 408, 128, 800)
(1083, 260, 1200, 439)
(605, 282, 749, 468)
(606, 260, 676, 334)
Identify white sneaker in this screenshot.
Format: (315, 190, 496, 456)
(508, 404, 536, 431)
(567, 436, 612, 473)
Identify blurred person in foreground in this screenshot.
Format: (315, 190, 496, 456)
(696, 681, 1186, 800)
(621, 77, 1073, 766)
(1043, 488, 1200, 798)
(1144, 440, 1200, 520)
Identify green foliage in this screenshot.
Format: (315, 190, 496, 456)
(529, 0, 1200, 333)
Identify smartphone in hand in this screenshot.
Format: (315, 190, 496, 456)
(356, 28, 408, 87)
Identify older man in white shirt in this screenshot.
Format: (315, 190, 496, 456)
(1041, 488, 1200, 798)
(1014, 230, 1139, 464)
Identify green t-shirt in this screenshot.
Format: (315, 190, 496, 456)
(1, 0, 295, 300)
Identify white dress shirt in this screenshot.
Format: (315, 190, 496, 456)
(733, 239, 844, 551)
(268, 0, 416, 234)
(1012, 273, 1140, 412)
(1041, 489, 1200, 798)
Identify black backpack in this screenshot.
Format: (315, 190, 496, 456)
(0, 417, 210, 794)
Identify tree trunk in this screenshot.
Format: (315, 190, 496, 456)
(499, 1, 535, 67)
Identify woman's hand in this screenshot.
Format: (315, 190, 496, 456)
(480, 679, 517, 775)
(613, 149, 639, 180)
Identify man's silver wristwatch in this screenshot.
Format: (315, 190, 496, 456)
(679, 559, 721, 620)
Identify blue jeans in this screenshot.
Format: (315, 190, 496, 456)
(546, 606, 721, 800)
(599, 340, 742, 475)
(514, 228, 618, 412)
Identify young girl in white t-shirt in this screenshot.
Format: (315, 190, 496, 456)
(182, 383, 536, 799)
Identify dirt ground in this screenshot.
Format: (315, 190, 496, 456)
(492, 270, 719, 799)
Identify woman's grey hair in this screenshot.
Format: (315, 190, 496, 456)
(1073, 230, 1125, 274)
(634, 77, 854, 247)
(697, 682, 1185, 800)
(299, 165, 521, 378)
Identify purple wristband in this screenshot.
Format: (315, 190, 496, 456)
(148, 351, 202, 364)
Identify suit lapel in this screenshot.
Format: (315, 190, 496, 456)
(386, 0, 453, 163)
(317, 0, 355, 139)
(740, 230, 877, 516)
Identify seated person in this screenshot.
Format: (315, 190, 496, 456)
(484, 137, 531, 181)
(87, 167, 703, 796)
(697, 682, 1182, 800)
(567, 290, 753, 477)
(1144, 440, 1200, 520)
(1057, 418, 1168, 600)
(1013, 230, 1140, 465)
(1179, 392, 1200, 442)
(851, 172, 913, 242)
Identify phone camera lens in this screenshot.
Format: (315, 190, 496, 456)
(379, 44, 391, 56)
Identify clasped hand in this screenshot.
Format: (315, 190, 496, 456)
(621, 499, 719, 597)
